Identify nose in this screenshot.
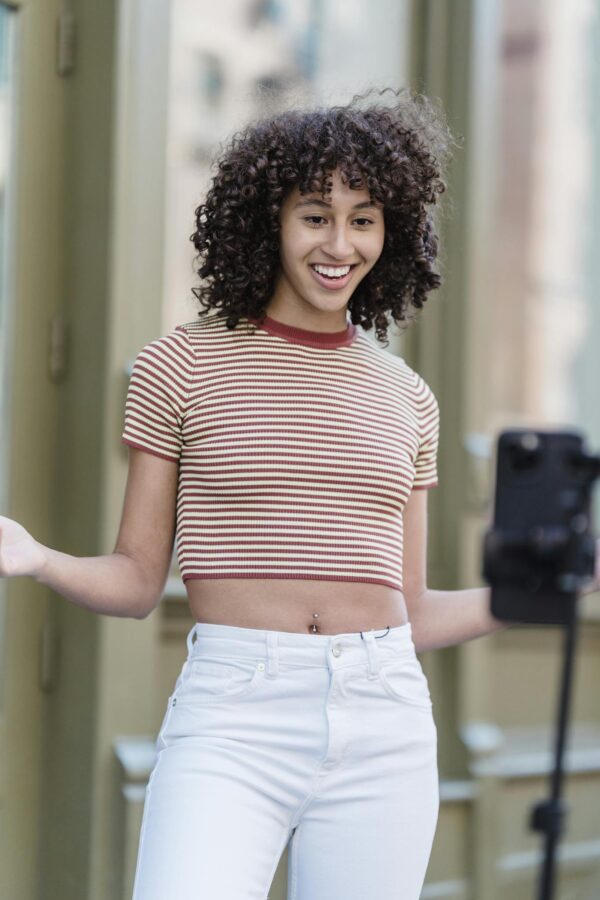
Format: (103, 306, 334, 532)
(321, 224, 355, 260)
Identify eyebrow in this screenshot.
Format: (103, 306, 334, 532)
(293, 198, 381, 210)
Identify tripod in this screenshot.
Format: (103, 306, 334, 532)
(528, 596, 578, 900)
(482, 428, 600, 900)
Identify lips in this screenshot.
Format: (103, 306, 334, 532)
(308, 264, 358, 291)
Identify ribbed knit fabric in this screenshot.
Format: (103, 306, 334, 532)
(121, 313, 440, 592)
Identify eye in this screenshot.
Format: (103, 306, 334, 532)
(302, 216, 375, 227)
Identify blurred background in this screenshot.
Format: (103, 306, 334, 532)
(0, 0, 599, 898)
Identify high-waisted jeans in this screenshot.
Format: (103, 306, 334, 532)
(132, 620, 439, 900)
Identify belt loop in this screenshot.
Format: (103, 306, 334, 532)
(266, 631, 279, 678)
(361, 629, 380, 678)
(186, 623, 198, 656)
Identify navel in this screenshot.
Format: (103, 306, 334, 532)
(308, 611, 320, 634)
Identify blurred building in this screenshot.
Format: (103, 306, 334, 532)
(0, 1, 599, 898)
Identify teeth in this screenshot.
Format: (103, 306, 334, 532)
(312, 264, 351, 278)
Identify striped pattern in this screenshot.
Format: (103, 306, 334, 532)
(121, 314, 440, 592)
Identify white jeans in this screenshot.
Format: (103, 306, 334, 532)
(132, 620, 439, 900)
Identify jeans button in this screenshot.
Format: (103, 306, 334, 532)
(332, 644, 342, 657)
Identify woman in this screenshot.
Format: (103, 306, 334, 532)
(1, 86, 599, 900)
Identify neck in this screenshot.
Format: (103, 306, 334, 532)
(264, 304, 349, 334)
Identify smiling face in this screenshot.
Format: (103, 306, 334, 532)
(267, 168, 385, 329)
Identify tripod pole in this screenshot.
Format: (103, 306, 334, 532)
(530, 597, 579, 900)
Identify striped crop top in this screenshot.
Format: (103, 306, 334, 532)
(120, 313, 440, 592)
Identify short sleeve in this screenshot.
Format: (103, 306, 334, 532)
(121, 326, 194, 462)
(412, 374, 440, 490)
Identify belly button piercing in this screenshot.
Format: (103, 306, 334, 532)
(309, 612, 320, 634)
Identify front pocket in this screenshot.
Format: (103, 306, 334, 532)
(175, 656, 265, 706)
(378, 656, 433, 710)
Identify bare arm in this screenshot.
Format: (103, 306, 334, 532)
(402, 490, 600, 653)
(401, 488, 510, 653)
(1, 447, 179, 619)
(409, 584, 507, 653)
(31, 548, 158, 619)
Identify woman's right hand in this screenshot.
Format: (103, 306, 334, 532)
(0, 515, 48, 579)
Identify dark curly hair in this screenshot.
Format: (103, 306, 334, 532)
(189, 85, 461, 345)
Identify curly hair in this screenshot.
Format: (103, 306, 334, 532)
(189, 86, 461, 345)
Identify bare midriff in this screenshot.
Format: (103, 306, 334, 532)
(185, 578, 410, 635)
